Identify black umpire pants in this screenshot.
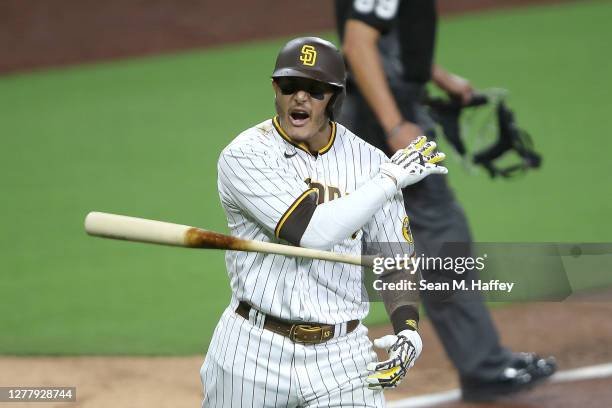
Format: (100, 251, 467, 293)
(339, 81, 512, 381)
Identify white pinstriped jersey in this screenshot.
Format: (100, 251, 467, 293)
(217, 117, 413, 324)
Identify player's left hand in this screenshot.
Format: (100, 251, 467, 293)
(379, 136, 448, 189)
(366, 329, 423, 389)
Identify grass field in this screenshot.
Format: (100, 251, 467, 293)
(1, 0, 611, 355)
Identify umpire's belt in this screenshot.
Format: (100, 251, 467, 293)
(236, 301, 359, 345)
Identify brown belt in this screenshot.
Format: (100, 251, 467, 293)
(235, 301, 359, 345)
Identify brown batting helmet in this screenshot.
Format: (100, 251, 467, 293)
(272, 37, 346, 120)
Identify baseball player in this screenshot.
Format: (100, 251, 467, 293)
(200, 37, 447, 407)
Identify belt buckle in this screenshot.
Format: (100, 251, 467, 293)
(289, 324, 333, 344)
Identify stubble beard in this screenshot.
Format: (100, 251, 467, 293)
(274, 97, 329, 143)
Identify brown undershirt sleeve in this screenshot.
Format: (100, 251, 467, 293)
(275, 188, 318, 246)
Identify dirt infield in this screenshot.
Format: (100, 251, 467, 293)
(0, 0, 576, 75)
(1, 301, 611, 407)
(377, 301, 612, 406)
(436, 379, 612, 408)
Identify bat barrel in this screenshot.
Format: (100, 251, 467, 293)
(85, 211, 191, 247)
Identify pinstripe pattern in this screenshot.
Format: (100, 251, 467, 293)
(202, 118, 412, 406)
(202, 306, 385, 407)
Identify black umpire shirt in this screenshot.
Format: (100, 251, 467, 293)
(335, 0, 438, 84)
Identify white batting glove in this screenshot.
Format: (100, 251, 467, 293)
(366, 329, 423, 389)
(379, 136, 448, 189)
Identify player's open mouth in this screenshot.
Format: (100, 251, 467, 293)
(289, 110, 310, 127)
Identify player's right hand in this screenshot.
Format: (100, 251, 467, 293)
(379, 136, 448, 189)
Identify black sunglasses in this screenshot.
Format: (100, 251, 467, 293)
(275, 77, 333, 100)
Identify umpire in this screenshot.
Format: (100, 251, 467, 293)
(335, 0, 556, 401)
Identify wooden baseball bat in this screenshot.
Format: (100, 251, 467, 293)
(84, 212, 374, 267)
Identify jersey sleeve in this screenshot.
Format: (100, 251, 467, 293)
(348, 0, 400, 33)
(217, 143, 318, 244)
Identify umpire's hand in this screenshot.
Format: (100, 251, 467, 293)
(366, 329, 423, 389)
(379, 136, 447, 189)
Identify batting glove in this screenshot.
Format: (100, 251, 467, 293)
(379, 136, 448, 189)
(366, 329, 423, 389)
